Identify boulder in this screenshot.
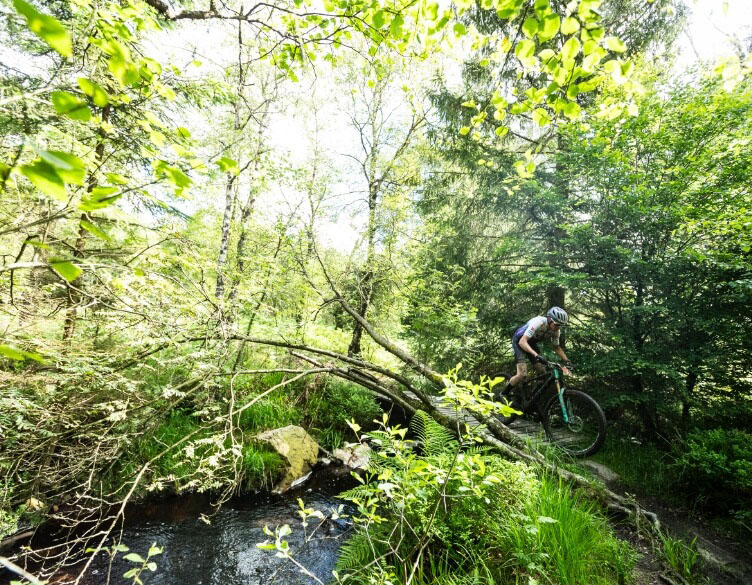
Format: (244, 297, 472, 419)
(333, 442, 371, 469)
(256, 426, 319, 493)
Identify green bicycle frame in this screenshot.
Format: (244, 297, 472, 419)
(553, 368, 570, 424)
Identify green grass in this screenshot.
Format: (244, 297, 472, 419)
(658, 531, 702, 584)
(591, 437, 673, 499)
(240, 444, 286, 491)
(135, 412, 210, 480)
(237, 395, 303, 432)
(500, 474, 636, 585)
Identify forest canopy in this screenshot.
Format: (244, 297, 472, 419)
(1, 0, 752, 582)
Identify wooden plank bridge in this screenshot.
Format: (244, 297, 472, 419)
(403, 392, 549, 448)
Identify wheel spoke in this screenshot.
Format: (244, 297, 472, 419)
(542, 390, 606, 457)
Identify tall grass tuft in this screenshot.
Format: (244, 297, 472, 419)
(658, 531, 701, 584)
(500, 474, 636, 584)
(240, 444, 286, 491)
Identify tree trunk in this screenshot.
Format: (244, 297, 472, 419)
(681, 371, 698, 428)
(348, 180, 378, 356)
(215, 171, 237, 304)
(62, 105, 111, 342)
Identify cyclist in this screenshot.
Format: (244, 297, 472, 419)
(498, 306, 572, 399)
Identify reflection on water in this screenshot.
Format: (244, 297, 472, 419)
(77, 469, 357, 585)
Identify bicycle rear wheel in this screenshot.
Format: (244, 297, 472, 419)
(541, 389, 606, 457)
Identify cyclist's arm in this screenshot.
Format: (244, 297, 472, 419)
(518, 336, 540, 359)
(554, 345, 569, 362)
(553, 345, 572, 375)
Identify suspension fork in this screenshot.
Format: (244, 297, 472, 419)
(554, 368, 570, 423)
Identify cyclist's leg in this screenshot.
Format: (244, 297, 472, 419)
(502, 337, 534, 395)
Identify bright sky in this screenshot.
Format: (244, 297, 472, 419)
(678, 0, 752, 66)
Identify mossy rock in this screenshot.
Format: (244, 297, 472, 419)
(255, 425, 319, 492)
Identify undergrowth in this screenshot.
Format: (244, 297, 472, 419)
(334, 412, 636, 585)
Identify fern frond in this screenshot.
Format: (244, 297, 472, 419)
(410, 410, 458, 456)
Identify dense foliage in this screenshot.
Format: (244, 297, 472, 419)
(1, 0, 752, 582)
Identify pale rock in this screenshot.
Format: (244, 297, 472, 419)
(333, 442, 371, 469)
(256, 425, 319, 493)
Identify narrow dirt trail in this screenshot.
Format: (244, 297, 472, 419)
(580, 460, 752, 585)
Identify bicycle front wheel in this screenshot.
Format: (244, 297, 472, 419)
(541, 389, 606, 458)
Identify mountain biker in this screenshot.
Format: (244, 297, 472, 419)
(498, 307, 572, 399)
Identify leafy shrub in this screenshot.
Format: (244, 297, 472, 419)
(670, 428, 752, 514)
(306, 379, 383, 448)
(335, 413, 633, 585)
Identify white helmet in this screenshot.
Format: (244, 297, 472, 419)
(547, 306, 568, 326)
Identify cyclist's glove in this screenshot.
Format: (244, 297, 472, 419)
(535, 355, 549, 365)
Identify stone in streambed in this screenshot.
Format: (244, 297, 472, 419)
(255, 425, 319, 493)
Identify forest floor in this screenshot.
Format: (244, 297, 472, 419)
(584, 461, 752, 585)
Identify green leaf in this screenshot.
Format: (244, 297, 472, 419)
(36, 150, 86, 185)
(0, 345, 25, 360)
(148, 544, 163, 556)
(452, 22, 466, 37)
(522, 17, 539, 38)
(534, 0, 550, 16)
(124, 553, 146, 564)
(50, 259, 82, 282)
(19, 160, 66, 200)
(514, 39, 536, 62)
(561, 16, 580, 35)
(106, 173, 129, 185)
(27, 239, 50, 250)
(164, 166, 191, 193)
(561, 36, 581, 62)
(532, 107, 551, 126)
(146, 562, 157, 572)
(51, 91, 92, 121)
(80, 219, 111, 241)
(461, 100, 477, 108)
(459, 126, 470, 136)
(217, 156, 239, 174)
(77, 78, 109, 107)
(425, 2, 438, 20)
(538, 14, 560, 42)
(372, 9, 385, 29)
(605, 36, 627, 53)
(390, 14, 404, 37)
(563, 100, 581, 119)
(79, 187, 121, 211)
(0, 345, 44, 362)
(603, 59, 625, 83)
(13, 0, 72, 57)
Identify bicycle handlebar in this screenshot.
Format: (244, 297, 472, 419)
(546, 361, 574, 372)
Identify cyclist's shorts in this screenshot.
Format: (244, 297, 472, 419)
(512, 327, 539, 364)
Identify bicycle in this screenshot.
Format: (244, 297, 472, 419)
(495, 362, 607, 458)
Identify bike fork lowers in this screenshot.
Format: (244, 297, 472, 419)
(554, 369, 570, 424)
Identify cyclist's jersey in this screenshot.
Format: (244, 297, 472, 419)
(513, 316, 561, 347)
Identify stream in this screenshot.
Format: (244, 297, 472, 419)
(41, 468, 358, 585)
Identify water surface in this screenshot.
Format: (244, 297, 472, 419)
(77, 468, 357, 585)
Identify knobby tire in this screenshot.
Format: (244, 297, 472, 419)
(541, 389, 606, 457)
